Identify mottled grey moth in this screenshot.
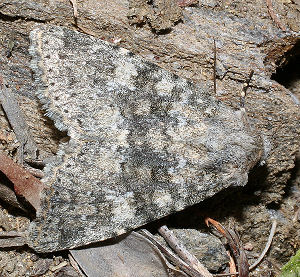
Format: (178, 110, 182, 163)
(28, 25, 261, 252)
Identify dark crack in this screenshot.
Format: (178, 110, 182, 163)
(0, 11, 48, 23)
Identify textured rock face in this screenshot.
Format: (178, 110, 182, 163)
(28, 25, 261, 252)
(156, 229, 229, 272)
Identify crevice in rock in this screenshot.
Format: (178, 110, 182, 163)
(271, 39, 300, 95)
(266, 201, 280, 210)
(281, 152, 300, 199)
(0, 11, 47, 24)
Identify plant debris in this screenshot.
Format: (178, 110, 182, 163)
(0, 153, 44, 211)
(206, 218, 278, 276)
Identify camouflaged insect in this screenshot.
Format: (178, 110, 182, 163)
(28, 25, 261, 252)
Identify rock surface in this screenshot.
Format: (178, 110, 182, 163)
(156, 229, 228, 272)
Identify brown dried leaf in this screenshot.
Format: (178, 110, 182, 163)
(0, 153, 44, 211)
(205, 218, 249, 277)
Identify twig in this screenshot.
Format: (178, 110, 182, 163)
(227, 251, 237, 276)
(265, 0, 286, 31)
(206, 218, 250, 276)
(227, 229, 249, 277)
(0, 76, 38, 161)
(69, 0, 78, 19)
(23, 165, 44, 178)
(213, 220, 278, 276)
(68, 254, 86, 277)
(139, 229, 204, 277)
(213, 39, 217, 96)
(158, 225, 213, 277)
(205, 218, 226, 235)
(249, 220, 277, 270)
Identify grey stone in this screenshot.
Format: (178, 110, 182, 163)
(28, 25, 261, 252)
(171, 229, 228, 272)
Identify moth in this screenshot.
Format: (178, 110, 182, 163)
(28, 25, 261, 252)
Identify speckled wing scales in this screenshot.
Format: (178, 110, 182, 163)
(28, 25, 261, 252)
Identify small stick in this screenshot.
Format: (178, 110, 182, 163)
(227, 251, 237, 276)
(205, 217, 226, 236)
(158, 225, 213, 277)
(69, 0, 78, 19)
(225, 228, 249, 277)
(139, 229, 204, 277)
(213, 220, 278, 276)
(68, 254, 86, 277)
(213, 39, 217, 96)
(265, 0, 286, 31)
(23, 165, 44, 178)
(249, 220, 277, 270)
